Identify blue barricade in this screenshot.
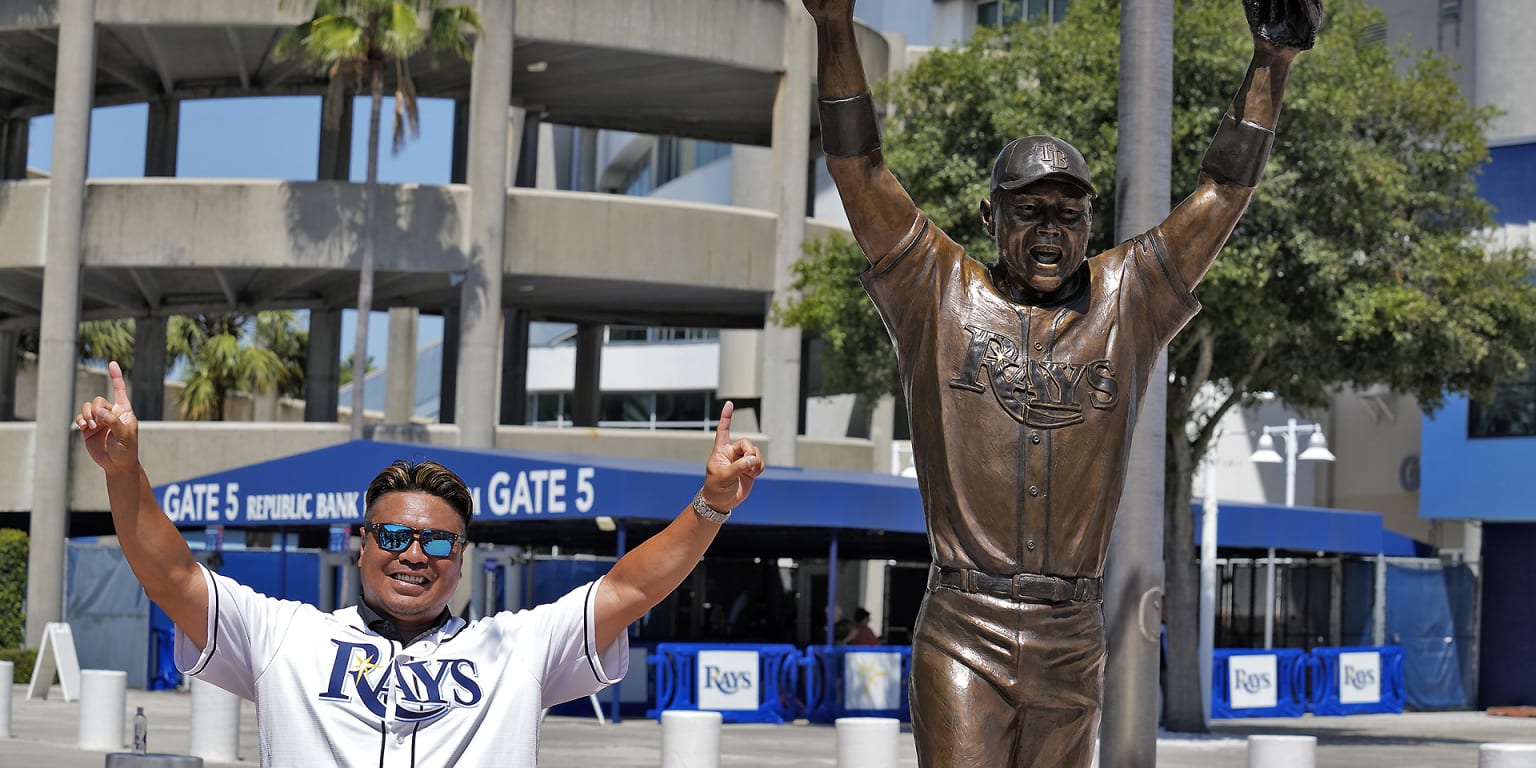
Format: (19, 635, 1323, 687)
(1308, 645, 1405, 715)
(647, 643, 801, 723)
(1211, 648, 1311, 719)
(802, 645, 913, 723)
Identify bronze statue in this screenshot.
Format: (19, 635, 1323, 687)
(801, 0, 1320, 764)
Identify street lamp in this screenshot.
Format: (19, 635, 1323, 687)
(1248, 417, 1335, 648)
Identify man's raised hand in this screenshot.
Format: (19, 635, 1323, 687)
(77, 361, 140, 475)
(1244, 0, 1323, 51)
(700, 401, 765, 513)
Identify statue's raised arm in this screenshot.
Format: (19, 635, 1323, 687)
(803, 0, 923, 266)
(1159, 0, 1323, 290)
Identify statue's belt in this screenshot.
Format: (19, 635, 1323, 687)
(929, 565, 1103, 604)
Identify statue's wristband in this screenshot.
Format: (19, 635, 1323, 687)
(1200, 113, 1275, 188)
(818, 92, 881, 158)
(691, 490, 731, 524)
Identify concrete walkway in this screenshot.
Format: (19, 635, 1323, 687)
(6, 685, 1535, 767)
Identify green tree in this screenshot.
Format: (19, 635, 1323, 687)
(168, 313, 302, 421)
(779, 0, 1536, 732)
(0, 529, 26, 647)
(338, 352, 376, 387)
(18, 319, 138, 373)
(277, 0, 480, 439)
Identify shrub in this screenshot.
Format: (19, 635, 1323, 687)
(0, 529, 25, 648)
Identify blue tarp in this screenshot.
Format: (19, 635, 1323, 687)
(152, 440, 928, 533)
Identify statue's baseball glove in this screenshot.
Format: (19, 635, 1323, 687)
(1244, 0, 1323, 51)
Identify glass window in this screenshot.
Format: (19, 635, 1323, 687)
(528, 392, 571, 427)
(1469, 367, 1536, 438)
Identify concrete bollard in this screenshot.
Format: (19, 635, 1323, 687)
(660, 710, 722, 768)
(1247, 734, 1317, 768)
(188, 677, 241, 761)
(836, 716, 900, 768)
(77, 669, 128, 751)
(0, 660, 12, 738)
(1480, 743, 1536, 768)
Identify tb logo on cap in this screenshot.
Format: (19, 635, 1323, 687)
(1037, 144, 1071, 170)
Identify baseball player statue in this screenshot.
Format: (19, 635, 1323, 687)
(77, 360, 763, 767)
(801, 0, 1320, 764)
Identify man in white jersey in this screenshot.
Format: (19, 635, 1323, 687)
(77, 360, 764, 767)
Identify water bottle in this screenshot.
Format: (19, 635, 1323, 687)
(133, 706, 148, 754)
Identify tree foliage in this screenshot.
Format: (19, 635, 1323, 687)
(778, 0, 1536, 731)
(277, 0, 480, 438)
(169, 312, 307, 421)
(0, 528, 26, 648)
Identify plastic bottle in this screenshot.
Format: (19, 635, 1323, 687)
(133, 706, 148, 754)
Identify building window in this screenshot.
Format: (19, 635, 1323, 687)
(977, 0, 1070, 28)
(607, 326, 719, 344)
(1469, 365, 1536, 438)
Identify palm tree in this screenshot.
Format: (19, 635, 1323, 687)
(276, 1, 481, 439)
(169, 313, 297, 421)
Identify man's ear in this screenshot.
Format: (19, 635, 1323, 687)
(979, 196, 996, 236)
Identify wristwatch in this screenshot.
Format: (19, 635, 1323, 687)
(691, 491, 732, 524)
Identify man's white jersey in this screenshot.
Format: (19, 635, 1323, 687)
(175, 565, 627, 767)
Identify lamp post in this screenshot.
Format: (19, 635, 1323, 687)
(1249, 417, 1335, 648)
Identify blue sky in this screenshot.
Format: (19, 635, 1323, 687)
(25, 95, 458, 370)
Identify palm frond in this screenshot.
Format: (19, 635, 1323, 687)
(378, 2, 425, 58)
(427, 4, 479, 63)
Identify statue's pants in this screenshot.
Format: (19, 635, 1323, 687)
(909, 585, 1105, 768)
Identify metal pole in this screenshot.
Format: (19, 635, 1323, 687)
(612, 521, 627, 724)
(1199, 467, 1218, 723)
(1265, 419, 1298, 649)
(825, 532, 839, 647)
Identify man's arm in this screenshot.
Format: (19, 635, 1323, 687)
(592, 401, 764, 651)
(1161, 0, 1321, 289)
(804, 0, 922, 264)
(77, 362, 210, 649)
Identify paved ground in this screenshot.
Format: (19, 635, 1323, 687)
(6, 684, 1535, 767)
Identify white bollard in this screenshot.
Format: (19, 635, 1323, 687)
(1481, 743, 1536, 768)
(188, 677, 241, 761)
(836, 716, 900, 768)
(1247, 734, 1317, 768)
(660, 710, 722, 768)
(77, 669, 128, 751)
(0, 660, 12, 738)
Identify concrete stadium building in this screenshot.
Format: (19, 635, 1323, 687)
(0, 0, 904, 646)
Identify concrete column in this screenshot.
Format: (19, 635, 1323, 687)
(869, 394, 896, 473)
(25, 0, 96, 648)
(1102, 0, 1174, 755)
(144, 99, 178, 177)
(317, 91, 354, 181)
(761, 7, 814, 466)
(131, 315, 167, 420)
(0, 330, 16, 420)
(385, 307, 417, 424)
(498, 307, 528, 426)
(1, 118, 29, 179)
(305, 307, 342, 422)
(453, 0, 513, 447)
(576, 127, 599, 192)
(571, 323, 603, 428)
(439, 306, 459, 424)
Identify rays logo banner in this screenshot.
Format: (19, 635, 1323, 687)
(1227, 654, 1277, 710)
(1338, 651, 1381, 704)
(696, 650, 758, 711)
(843, 651, 902, 711)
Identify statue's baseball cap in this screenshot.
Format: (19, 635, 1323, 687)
(990, 135, 1097, 197)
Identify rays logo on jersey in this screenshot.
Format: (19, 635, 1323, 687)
(317, 639, 484, 722)
(949, 324, 1119, 428)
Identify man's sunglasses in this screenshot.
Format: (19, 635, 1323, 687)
(364, 523, 466, 557)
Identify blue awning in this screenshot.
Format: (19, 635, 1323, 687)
(1193, 499, 1427, 556)
(152, 440, 929, 534)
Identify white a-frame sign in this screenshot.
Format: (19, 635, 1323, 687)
(27, 622, 82, 702)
